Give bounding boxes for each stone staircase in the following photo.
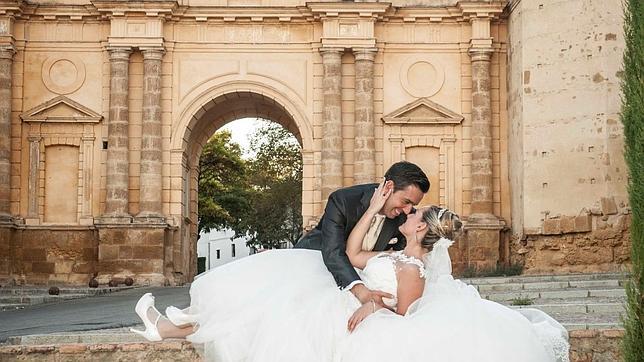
[462,272,627,330]
[0,286,135,311]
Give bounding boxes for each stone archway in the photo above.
[169,88,314,282]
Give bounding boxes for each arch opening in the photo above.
[171,91,312,280]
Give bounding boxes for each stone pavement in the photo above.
[0,286,189,343]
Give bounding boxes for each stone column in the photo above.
[137,48,164,222]
[102,47,132,222]
[468,48,495,221]
[0,46,15,221]
[320,48,344,201]
[353,48,377,184]
[465,43,503,271]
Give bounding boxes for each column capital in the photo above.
[0,45,16,60]
[468,48,493,62]
[141,47,166,60]
[353,47,378,62]
[319,47,344,57]
[106,46,133,61]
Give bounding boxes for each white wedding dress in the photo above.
[180,239,569,362]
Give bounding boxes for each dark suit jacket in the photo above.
[295,183,407,288]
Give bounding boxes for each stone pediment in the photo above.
[382,98,463,125]
[20,96,102,123]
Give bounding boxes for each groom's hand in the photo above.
[350,284,394,310]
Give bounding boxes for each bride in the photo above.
[131,183,569,362]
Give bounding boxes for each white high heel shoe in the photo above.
[166,306,197,327]
[130,293,163,342]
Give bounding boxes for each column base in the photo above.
[464,214,505,271]
[134,212,166,225]
[96,213,133,224]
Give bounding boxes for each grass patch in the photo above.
[510,296,534,306]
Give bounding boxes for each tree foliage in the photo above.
[620,0,644,360]
[243,122,303,249]
[197,122,303,250]
[197,131,251,235]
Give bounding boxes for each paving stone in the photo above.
[513,304,588,314]
[539,289,590,299]
[588,289,625,298]
[523,281,570,290]
[569,280,620,288]
[587,303,625,313]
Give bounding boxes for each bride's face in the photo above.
[398,206,428,240]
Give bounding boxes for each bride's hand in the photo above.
[367,179,392,214]
[347,302,378,333]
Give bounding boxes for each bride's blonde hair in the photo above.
[420,206,463,250]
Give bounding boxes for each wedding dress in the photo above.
[177,239,569,362]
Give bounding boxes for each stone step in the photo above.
[511,302,624,315]
[475,279,622,292]
[462,273,628,285]
[483,288,625,302]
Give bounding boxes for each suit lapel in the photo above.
[373,218,397,251]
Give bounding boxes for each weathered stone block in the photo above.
[560,216,575,234]
[542,218,561,235]
[574,214,592,232]
[600,197,618,215]
[31,262,55,274]
[132,245,163,259]
[99,245,119,261]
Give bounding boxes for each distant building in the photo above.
[197,229,254,271]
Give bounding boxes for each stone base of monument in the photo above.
[96,224,169,286]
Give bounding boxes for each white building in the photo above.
[197,229,254,271]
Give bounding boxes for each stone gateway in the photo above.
[0,0,629,286]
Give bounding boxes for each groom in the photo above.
[295,161,429,307]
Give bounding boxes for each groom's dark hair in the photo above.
[384,161,430,193]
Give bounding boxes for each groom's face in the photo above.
[381,184,425,219]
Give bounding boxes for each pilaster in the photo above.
[353,47,377,184]
[101,46,133,223]
[0,46,15,222]
[320,47,344,201]
[136,47,165,223]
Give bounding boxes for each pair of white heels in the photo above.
[130,293,196,342]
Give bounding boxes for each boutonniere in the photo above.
[388,237,398,245]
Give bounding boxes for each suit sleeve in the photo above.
[320,193,361,289]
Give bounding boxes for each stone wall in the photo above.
[512,197,631,274]
[506,0,629,273]
[4,228,97,285]
[0,330,624,361]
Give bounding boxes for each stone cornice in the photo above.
[92,0,179,19]
[306,2,391,20]
[175,7,310,23]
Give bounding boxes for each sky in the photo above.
[218,117,271,158]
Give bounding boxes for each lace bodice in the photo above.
[358,251,425,308]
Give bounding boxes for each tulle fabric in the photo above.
[181,245,569,362]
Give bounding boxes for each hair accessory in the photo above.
[437,208,447,219]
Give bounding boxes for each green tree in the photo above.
[243,122,303,249]
[621,0,644,360]
[197,131,251,236]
